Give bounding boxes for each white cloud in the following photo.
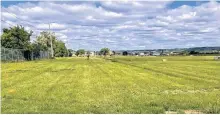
[103,11,123,17]
[2,12,17,20]
[36,23,66,30]
[178,12,196,20]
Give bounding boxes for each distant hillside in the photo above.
[114,47,220,52]
[186,47,220,52]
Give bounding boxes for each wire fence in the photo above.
[1,47,50,62]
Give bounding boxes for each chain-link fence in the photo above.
[1,47,50,62]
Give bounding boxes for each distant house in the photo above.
[115,51,123,55]
[109,51,114,55]
[170,51,181,55]
[129,52,136,56]
[72,51,76,56]
[144,51,151,56]
[85,51,95,56]
[90,51,95,56]
[139,52,145,56]
[152,51,160,56]
[214,56,220,60]
[160,51,170,56]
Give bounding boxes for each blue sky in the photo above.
[1,1,220,50]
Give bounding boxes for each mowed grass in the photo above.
[1,56,220,113]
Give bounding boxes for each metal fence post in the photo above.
[48,51,49,59]
[17,49,19,61]
[4,48,6,61]
[11,49,13,61]
[22,50,24,61]
[31,51,33,60]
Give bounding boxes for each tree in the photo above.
[1,25,33,50]
[36,31,56,51]
[112,51,116,55]
[86,51,90,60]
[76,49,85,56]
[181,50,189,56]
[67,49,73,57]
[160,50,164,55]
[111,51,116,57]
[100,48,110,57]
[35,31,69,57]
[189,51,199,55]
[31,42,47,59]
[122,51,128,56]
[54,40,68,57]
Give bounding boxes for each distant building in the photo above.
[161,52,170,56]
[144,51,151,56]
[85,51,95,56]
[139,52,145,56]
[109,51,114,55]
[152,51,160,56]
[72,51,76,56]
[115,51,123,55]
[214,56,220,60]
[90,51,95,56]
[170,51,181,55]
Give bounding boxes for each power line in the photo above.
[2,9,69,37]
[2,8,37,29]
[49,23,54,58]
[2,9,62,37]
[1,19,17,27]
[2,9,45,38]
[2,8,43,37]
[1,19,39,38]
[2,9,66,48]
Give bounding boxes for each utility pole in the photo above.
[66,43,69,57]
[49,23,54,58]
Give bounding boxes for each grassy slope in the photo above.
[1,56,220,113]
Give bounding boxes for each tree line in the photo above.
[1,25,73,59]
[75,48,112,57]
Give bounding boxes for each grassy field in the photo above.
[1,56,220,113]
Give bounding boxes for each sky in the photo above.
[1,1,220,50]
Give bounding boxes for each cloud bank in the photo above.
[1,1,220,50]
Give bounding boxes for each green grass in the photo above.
[1,56,220,113]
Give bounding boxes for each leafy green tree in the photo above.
[54,40,68,57]
[112,51,116,55]
[31,42,48,59]
[36,31,56,51]
[86,51,90,60]
[100,48,110,57]
[1,26,69,58]
[36,31,69,57]
[182,50,189,56]
[122,51,128,56]
[1,25,33,50]
[76,49,85,56]
[67,49,73,57]
[189,51,199,55]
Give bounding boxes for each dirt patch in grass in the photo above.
[184,110,203,114]
[51,68,75,72]
[7,69,29,73]
[165,110,203,114]
[165,111,178,114]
